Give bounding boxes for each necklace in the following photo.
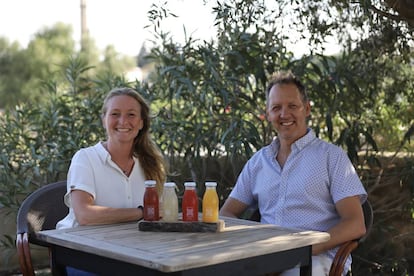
[122,160,134,175]
[102,142,134,175]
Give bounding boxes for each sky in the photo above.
[0,0,217,56]
[0,0,342,59]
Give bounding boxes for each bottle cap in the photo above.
[164,182,176,188]
[184,181,196,187]
[205,181,217,187]
[144,180,156,187]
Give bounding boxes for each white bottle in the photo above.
[161,182,179,222]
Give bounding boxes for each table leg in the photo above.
[299,246,312,276]
[50,246,67,276]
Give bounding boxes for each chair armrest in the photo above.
[329,240,358,276]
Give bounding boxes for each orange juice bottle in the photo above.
[202,182,219,223]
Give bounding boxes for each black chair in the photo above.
[16,180,68,276]
[249,200,374,276]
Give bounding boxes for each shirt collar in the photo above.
[96,141,138,165]
[270,128,316,154]
[96,142,111,163]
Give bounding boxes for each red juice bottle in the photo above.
[182,182,198,221]
[143,180,159,221]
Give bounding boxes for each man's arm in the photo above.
[219,197,249,218]
[312,195,366,255]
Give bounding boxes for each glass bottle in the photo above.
[162,182,178,222]
[202,181,219,223]
[143,180,159,221]
[159,186,163,219]
[182,182,198,221]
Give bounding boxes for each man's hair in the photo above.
[265,71,308,103]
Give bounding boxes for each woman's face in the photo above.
[102,95,144,145]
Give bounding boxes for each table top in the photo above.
[37,217,330,273]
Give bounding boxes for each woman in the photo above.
[57,87,166,229]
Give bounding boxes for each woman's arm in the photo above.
[70,190,143,225]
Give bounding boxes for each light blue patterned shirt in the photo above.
[229,129,367,269]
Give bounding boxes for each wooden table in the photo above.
[36,217,330,276]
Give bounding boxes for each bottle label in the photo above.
[147,206,155,217]
[205,208,213,217]
[186,207,194,219]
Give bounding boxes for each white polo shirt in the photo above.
[56,142,146,229]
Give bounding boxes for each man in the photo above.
[220,71,367,275]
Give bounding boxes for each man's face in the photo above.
[266,83,310,144]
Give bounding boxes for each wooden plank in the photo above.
[138,219,225,233]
